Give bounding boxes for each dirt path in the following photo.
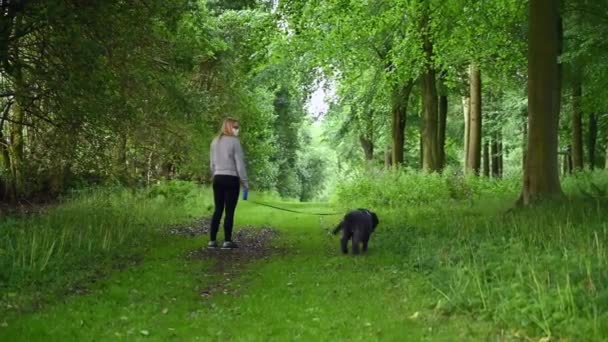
[168,218,283,297]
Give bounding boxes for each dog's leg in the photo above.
[340,234,349,254]
[352,230,361,255]
[362,236,369,253]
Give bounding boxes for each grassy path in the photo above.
[1,200,500,341]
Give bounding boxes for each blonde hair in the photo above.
[218,117,239,138]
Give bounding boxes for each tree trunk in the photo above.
[362,109,375,163]
[522,0,563,204]
[112,132,129,183]
[588,112,597,169]
[8,98,25,202]
[359,136,374,161]
[605,121,608,170]
[438,93,448,169]
[605,136,608,170]
[419,126,424,168]
[498,133,505,178]
[567,146,573,175]
[384,144,392,168]
[391,81,413,166]
[562,150,568,176]
[161,162,174,179]
[0,115,8,201]
[466,63,482,175]
[491,134,500,177]
[498,133,503,177]
[6,14,26,202]
[422,73,440,171]
[420,2,440,172]
[522,108,528,171]
[571,78,583,170]
[463,96,471,168]
[483,139,490,177]
[146,150,154,186]
[604,113,608,170]
[567,145,573,174]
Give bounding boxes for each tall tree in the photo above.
[605,130,608,170]
[466,63,482,175]
[604,116,608,170]
[571,76,584,170]
[437,76,448,169]
[498,137,504,177]
[420,1,440,172]
[278,0,421,169]
[588,112,597,169]
[463,96,471,167]
[0,1,291,200]
[392,82,414,166]
[483,140,490,177]
[522,0,563,204]
[491,133,502,178]
[272,86,305,197]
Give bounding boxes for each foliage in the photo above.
[334,170,608,339]
[332,167,520,210]
[0,0,318,199]
[278,0,531,175]
[0,183,210,292]
[296,147,328,202]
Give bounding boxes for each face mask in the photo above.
[233,128,240,136]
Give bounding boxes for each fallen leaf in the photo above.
[140,330,149,336]
[162,308,169,314]
[409,311,420,320]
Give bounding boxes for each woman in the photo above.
[208,118,248,249]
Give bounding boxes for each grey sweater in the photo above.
[210,135,248,184]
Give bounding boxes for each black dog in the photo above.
[332,209,379,254]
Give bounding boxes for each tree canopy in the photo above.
[1,0,607,203]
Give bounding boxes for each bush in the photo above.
[332,168,520,210]
[147,179,201,203]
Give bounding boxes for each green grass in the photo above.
[0,187,499,341]
[0,181,210,316]
[335,169,608,340]
[1,173,607,341]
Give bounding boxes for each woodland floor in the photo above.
[0,200,538,341]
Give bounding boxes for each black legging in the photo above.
[210,175,240,241]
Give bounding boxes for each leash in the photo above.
[247,200,341,216]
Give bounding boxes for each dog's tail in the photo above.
[331,222,343,235]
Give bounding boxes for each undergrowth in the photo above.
[333,169,608,340]
[0,181,210,313]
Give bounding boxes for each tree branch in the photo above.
[0,100,14,131]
